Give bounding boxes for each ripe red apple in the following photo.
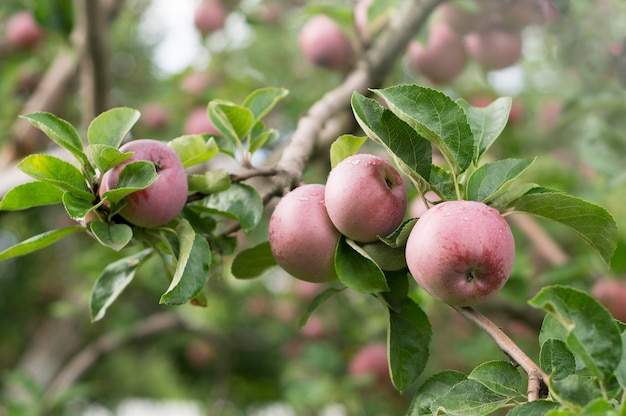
[268,184,340,283]
[405,200,515,307]
[141,103,169,130]
[99,139,188,228]
[194,0,227,35]
[6,11,44,49]
[325,154,407,243]
[298,14,354,71]
[592,278,626,322]
[183,107,220,135]
[348,343,391,386]
[407,23,467,85]
[464,27,523,70]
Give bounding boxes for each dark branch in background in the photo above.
[453,306,549,401]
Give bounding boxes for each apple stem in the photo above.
[452,305,549,401]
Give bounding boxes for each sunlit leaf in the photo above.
[329,134,367,168]
[168,134,218,168]
[0,181,64,210]
[88,222,133,251]
[466,158,535,203]
[87,143,133,173]
[456,97,511,162]
[17,154,92,200]
[202,183,263,234]
[242,87,289,121]
[0,227,85,261]
[231,241,276,279]
[87,107,140,148]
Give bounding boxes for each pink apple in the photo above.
[194,0,227,35]
[464,27,523,70]
[348,343,391,386]
[325,154,407,243]
[6,11,44,49]
[183,107,220,135]
[99,139,188,228]
[298,14,354,71]
[407,24,467,84]
[405,200,515,306]
[268,184,340,283]
[141,103,169,130]
[592,278,626,322]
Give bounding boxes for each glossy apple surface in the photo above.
[268,184,340,283]
[405,200,515,306]
[100,139,188,228]
[325,154,407,243]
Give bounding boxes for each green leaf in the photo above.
[487,182,540,211]
[90,248,153,322]
[208,101,255,144]
[87,107,140,148]
[359,241,407,271]
[231,241,277,279]
[580,398,619,416]
[248,121,278,154]
[378,218,417,247]
[188,170,231,194]
[329,134,367,168]
[20,112,90,169]
[429,165,457,201]
[372,84,474,174]
[298,287,343,328]
[507,400,561,416]
[0,227,85,261]
[100,161,158,204]
[62,192,95,221]
[242,87,289,121]
[529,285,622,380]
[334,236,389,294]
[202,183,263,234]
[539,313,569,346]
[468,361,524,398]
[0,181,64,210]
[168,135,218,168]
[511,187,618,266]
[407,370,467,416]
[160,219,211,305]
[388,297,432,394]
[456,97,511,162]
[430,379,511,416]
[616,330,626,389]
[88,222,133,251]
[87,144,133,173]
[548,374,601,410]
[17,154,92,200]
[466,158,536,203]
[351,92,432,186]
[540,339,576,380]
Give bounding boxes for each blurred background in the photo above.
[1,0,626,414]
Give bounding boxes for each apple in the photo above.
[298,14,354,71]
[194,0,227,35]
[6,11,44,49]
[140,103,169,130]
[325,154,407,243]
[407,24,467,85]
[268,184,340,283]
[99,139,188,228]
[348,342,391,386]
[592,278,626,322]
[300,315,326,339]
[183,107,220,135]
[180,72,211,95]
[433,3,483,35]
[464,27,523,70]
[405,200,515,307]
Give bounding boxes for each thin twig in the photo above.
[453,306,549,401]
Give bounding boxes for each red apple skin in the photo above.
[592,278,626,322]
[268,184,340,283]
[194,0,227,35]
[6,11,44,49]
[183,107,220,135]
[407,25,467,84]
[298,15,354,71]
[325,154,407,243]
[405,200,515,307]
[348,343,391,386]
[99,139,188,228]
[464,27,523,70]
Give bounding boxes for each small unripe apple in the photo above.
[405,200,515,307]
[464,27,523,70]
[592,278,626,322]
[99,139,188,228]
[407,24,467,84]
[348,343,391,386]
[298,15,354,71]
[6,11,44,49]
[183,107,220,135]
[268,184,340,283]
[325,154,407,243]
[194,0,227,35]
